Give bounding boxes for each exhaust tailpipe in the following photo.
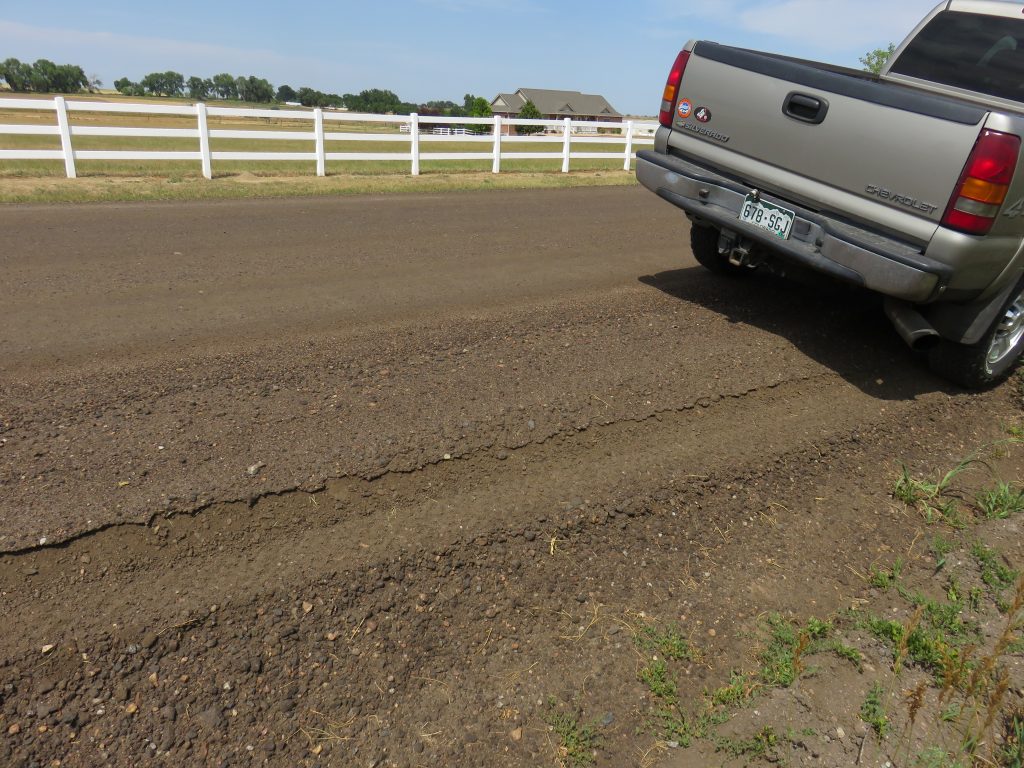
[884,299,940,351]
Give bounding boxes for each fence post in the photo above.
[195,102,212,179]
[561,117,572,173]
[492,116,502,174]
[623,120,634,172]
[410,113,420,176]
[314,108,326,177]
[54,96,76,179]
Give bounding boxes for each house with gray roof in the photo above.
[490,88,622,134]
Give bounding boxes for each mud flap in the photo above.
[927,275,1022,345]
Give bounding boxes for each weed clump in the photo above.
[542,700,601,767]
[860,681,889,737]
[634,623,693,662]
[976,481,1024,519]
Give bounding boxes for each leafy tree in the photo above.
[112,77,149,97]
[53,64,88,92]
[860,43,896,74]
[251,77,275,103]
[211,73,237,100]
[468,94,491,113]
[276,84,296,102]
[422,99,456,115]
[139,72,159,95]
[29,59,58,92]
[297,86,328,107]
[343,88,407,114]
[1,58,34,91]
[517,99,545,135]
[187,76,212,100]
[235,75,274,103]
[164,71,185,96]
[140,71,184,96]
[467,96,491,117]
[7,59,88,93]
[87,73,102,92]
[464,94,492,134]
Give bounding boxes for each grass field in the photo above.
[0,93,649,203]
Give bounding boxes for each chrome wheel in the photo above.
[986,290,1024,371]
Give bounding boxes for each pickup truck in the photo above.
[637,0,1024,388]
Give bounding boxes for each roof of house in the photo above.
[491,88,621,118]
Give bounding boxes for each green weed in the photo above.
[639,659,677,706]
[755,614,859,686]
[714,726,778,759]
[894,459,974,526]
[710,670,758,708]
[806,617,832,639]
[870,558,904,589]
[968,587,983,613]
[758,614,809,687]
[940,703,961,722]
[971,541,1019,611]
[543,701,601,767]
[899,589,976,641]
[860,681,889,737]
[976,482,1024,519]
[999,707,1024,768]
[817,638,863,670]
[860,614,954,675]
[933,536,955,571]
[634,624,720,744]
[914,747,966,767]
[634,623,694,662]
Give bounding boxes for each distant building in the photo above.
[490,88,622,134]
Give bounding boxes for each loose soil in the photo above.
[2,187,1023,767]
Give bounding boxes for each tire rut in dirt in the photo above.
[0,383,1010,767]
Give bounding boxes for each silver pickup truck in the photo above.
[637,0,1024,387]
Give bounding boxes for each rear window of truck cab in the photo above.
[891,10,1024,102]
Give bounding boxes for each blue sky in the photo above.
[2,0,941,115]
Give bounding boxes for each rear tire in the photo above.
[928,276,1024,389]
[690,224,746,276]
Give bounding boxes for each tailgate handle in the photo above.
[783,92,829,124]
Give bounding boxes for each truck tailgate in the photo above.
[671,43,989,239]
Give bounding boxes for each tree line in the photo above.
[0,58,98,94]
[1,58,494,119]
[112,72,493,119]
[114,72,285,103]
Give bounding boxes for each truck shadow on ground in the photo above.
[639,266,957,401]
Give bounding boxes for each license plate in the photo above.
[739,194,795,240]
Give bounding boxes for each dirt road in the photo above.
[2,187,1022,767]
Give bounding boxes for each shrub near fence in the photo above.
[0,97,657,178]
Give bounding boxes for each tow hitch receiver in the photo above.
[717,229,759,268]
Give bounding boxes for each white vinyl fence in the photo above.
[0,97,657,178]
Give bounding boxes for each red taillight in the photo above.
[942,129,1021,235]
[659,50,691,128]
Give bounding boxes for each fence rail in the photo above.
[0,97,658,179]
